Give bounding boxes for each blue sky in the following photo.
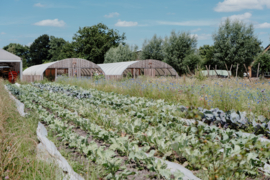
[0,0,270,49]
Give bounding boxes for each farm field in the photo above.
[6,78,270,180]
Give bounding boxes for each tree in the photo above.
[29,34,51,65]
[3,43,30,69]
[199,45,214,65]
[104,44,137,63]
[48,36,67,61]
[72,23,126,64]
[182,54,202,73]
[212,18,262,75]
[253,53,270,77]
[163,31,197,74]
[57,41,76,60]
[141,34,163,60]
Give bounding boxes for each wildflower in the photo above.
[5,176,9,179]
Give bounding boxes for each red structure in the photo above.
[8,71,18,83]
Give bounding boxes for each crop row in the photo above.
[33,83,270,137]
[13,83,270,179]
[7,84,183,180]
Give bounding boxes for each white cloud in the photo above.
[222,12,252,21]
[34,3,45,7]
[191,28,201,32]
[167,12,175,15]
[256,22,270,28]
[0,32,5,35]
[115,20,138,27]
[104,12,119,18]
[214,0,270,12]
[34,19,66,27]
[191,34,212,40]
[157,20,215,26]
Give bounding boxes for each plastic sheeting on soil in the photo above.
[133,145,200,180]
[37,122,84,180]
[164,160,200,180]
[145,152,200,180]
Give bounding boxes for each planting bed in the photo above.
[6,82,270,180]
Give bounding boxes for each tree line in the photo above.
[3,19,270,76]
[136,18,269,76]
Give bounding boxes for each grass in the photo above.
[56,76,270,119]
[0,78,60,179]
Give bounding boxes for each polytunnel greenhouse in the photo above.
[98,59,178,79]
[23,58,104,82]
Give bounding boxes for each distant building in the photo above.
[0,48,22,80]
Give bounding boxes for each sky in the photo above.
[0,0,270,49]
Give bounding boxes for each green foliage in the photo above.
[141,34,164,60]
[199,45,214,65]
[57,41,76,60]
[163,31,197,74]
[194,69,207,81]
[253,53,270,77]
[104,44,137,63]
[212,18,262,75]
[48,36,67,61]
[93,72,105,80]
[183,54,202,73]
[72,23,126,64]
[3,43,30,69]
[29,34,51,66]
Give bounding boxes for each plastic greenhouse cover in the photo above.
[201,70,231,76]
